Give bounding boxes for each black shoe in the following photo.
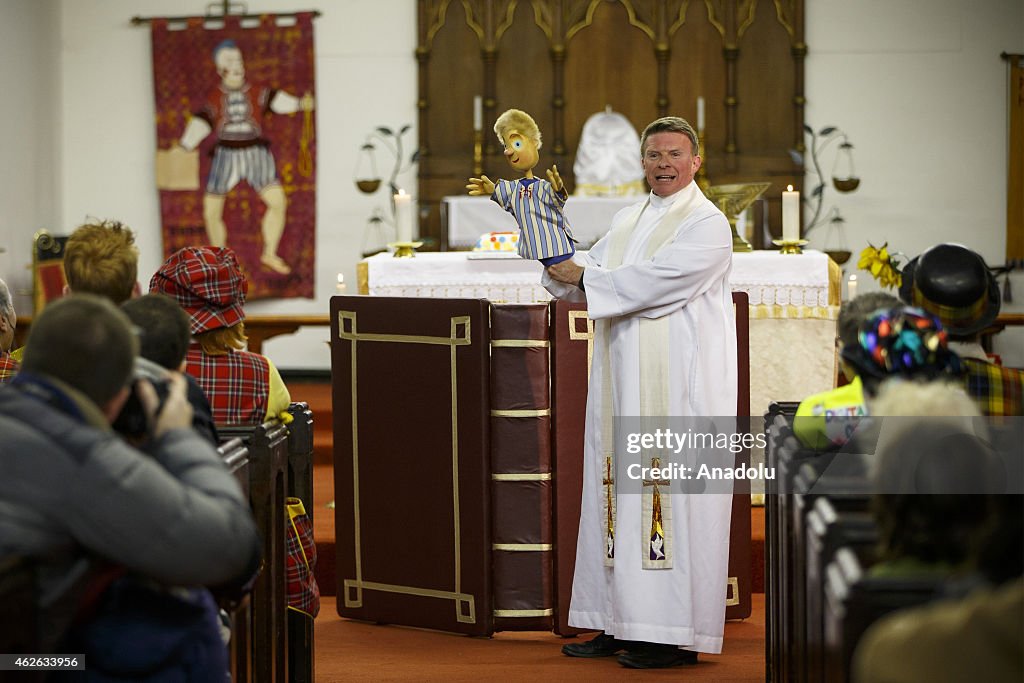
[617,645,698,669]
[561,632,636,658]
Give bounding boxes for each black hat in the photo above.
[898,243,999,337]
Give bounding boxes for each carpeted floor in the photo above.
[314,594,766,682]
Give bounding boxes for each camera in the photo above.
[112,359,170,439]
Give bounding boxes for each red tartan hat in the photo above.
[149,247,248,335]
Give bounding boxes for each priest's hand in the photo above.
[547,260,584,287]
[466,175,495,196]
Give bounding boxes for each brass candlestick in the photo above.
[388,241,424,258]
[473,130,483,177]
[772,238,809,255]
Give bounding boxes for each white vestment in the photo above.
[543,181,737,653]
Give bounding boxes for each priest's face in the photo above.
[501,130,539,175]
[642,132,701,197]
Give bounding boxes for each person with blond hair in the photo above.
[63,219,141,304]
[150,246,291,424]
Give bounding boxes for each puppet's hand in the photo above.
[546,165,565,194]
[466,175,495,196]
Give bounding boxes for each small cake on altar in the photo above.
[473,231,520,252]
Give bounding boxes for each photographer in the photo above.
[0,294,260,673]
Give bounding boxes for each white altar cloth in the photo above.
[359,250,841,414]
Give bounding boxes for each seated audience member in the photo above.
[150,246,291,425]
[852,381,1022,683]
[865,381,996,579]
[0,294,260,669]
[795,292,899,449]
[121,293,220,445]
[62,219,142,304]
[839,306,962,400]
[0,276,18,383]
[899,242,1023,416]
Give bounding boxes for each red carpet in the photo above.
[315,594,766,682]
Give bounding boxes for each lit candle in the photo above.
[782,184,800,242]
[394,189,413,243]
[473,96,483,132]
[847,274,858,301]
[696,96,705,132]
[336,272,346,293]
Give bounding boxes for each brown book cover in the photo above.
[549,300,592,636]
[490,304,554,631]
[727,291,753,621]
[331,296,493,636]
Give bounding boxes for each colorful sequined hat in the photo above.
[841,306,961,383]
[898,243,999,337]
[149,246,248,335]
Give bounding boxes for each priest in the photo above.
[544,116,737,669]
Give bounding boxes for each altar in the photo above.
[358,250,841,414]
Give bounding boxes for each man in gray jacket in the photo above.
[0,294,260,663]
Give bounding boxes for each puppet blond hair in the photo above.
[494,109,542,150]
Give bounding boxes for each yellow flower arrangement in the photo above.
[858,242,904,289]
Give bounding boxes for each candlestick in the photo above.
[782,184,800,242]
[696,96,705,132]
[847,274,858,301]
[394,189,413,243]
[473,96,482,132]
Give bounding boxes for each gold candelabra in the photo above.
[472,130,483,177]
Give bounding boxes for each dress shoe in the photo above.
[561,632,637,658]
[617,644,698,669]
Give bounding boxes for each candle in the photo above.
[782,184,800,242]
[336,272,347,293]
[394,189,413,243]
[696,96,705,132]
[473,96,483,132]
[847,274,858,301]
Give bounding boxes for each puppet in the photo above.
[466,109,576,265]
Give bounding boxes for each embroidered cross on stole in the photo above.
[597,182,705,570]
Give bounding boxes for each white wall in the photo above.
[1,0,1021,369]
[0,0,60,315]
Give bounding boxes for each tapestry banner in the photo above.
[151,13,316,298]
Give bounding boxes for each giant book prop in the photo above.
[332,294,751,635]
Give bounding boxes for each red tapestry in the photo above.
[151,13,316,299]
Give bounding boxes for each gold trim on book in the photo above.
[568,309,595,377]
[491,339,549,348]
[493,608,554,617]
[492,543,553,552]
[491,473,551,481]
[490,409,551,417]
[338,310,476,623]
[726,576,739,606]
[343,579,477,624]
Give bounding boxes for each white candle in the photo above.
[782,184,800,242]
[847,274,858,301]
[394,189,413,243]
[696,96,705,132]
[473,96,483,132]
[336,272,346,293]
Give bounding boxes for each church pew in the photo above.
[219,420,290,683]
[763,401,798,683]
[0,557,41,682]
[767,417,822,683]
[823,546,943,683]
[285,402,316,683]
[790,454,872,683]
[218,437,254,683]
[803,495,876,683]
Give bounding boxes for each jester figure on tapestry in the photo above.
[150,13,317,299]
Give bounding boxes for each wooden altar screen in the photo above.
[416,0,806,246]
